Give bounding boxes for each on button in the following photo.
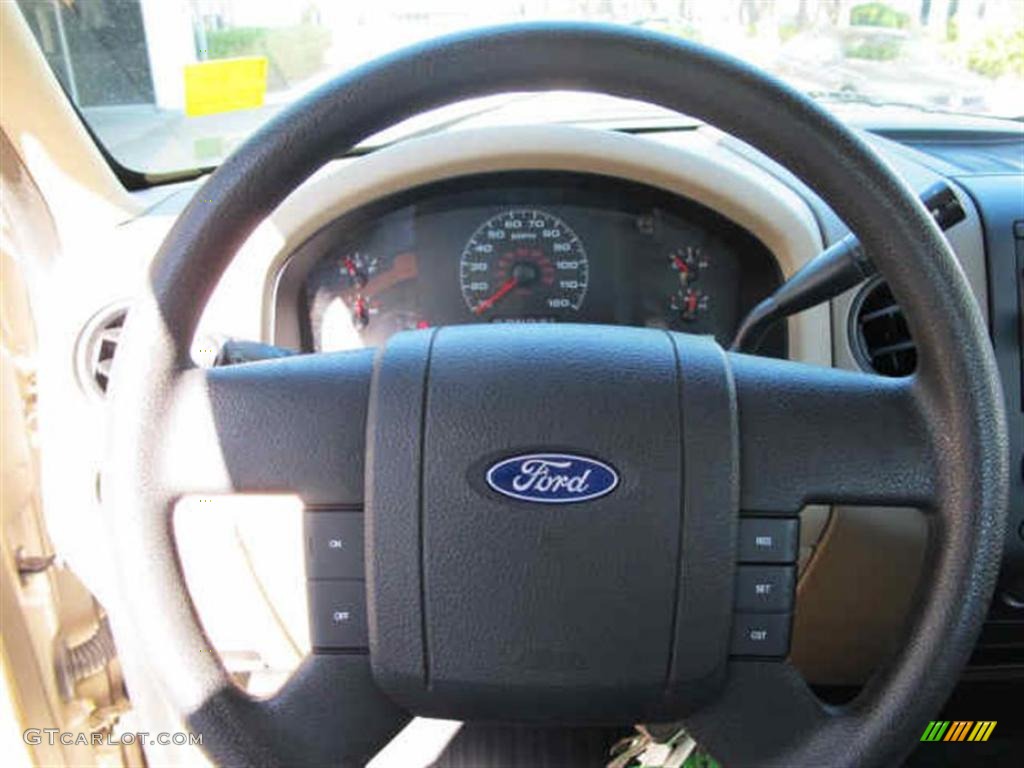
[305,511,365,579]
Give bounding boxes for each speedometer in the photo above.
[459,209,588,318]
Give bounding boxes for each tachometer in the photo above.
[459,209,588,318]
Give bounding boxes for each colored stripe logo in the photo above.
[920,721,997,742]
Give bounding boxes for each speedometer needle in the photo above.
[474,277,518,316]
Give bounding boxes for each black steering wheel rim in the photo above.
[106,22,1008,768]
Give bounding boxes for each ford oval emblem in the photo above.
[485,453,619,504]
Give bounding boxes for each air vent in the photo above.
[76,305,128,397]
[851,279,917,377]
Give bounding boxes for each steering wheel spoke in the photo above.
[683,659,832,766]
[186,654,408,767]
[730,353,937,513]
[160,351,373,505]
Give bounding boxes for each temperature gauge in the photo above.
[339,252,380,289]
[668,246,708,287]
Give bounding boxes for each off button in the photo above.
[309,580,368,649]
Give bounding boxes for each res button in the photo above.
[737,518,799,563]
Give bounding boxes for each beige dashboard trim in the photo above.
[246,124,829,366]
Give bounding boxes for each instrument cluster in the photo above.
[280,172,785,354]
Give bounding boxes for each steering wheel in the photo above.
[106,23,1008,768]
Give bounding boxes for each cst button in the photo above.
[730,612,792,657]
[737,517,799,563]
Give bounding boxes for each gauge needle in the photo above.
[474,277,518,316]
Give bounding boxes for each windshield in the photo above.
[17,0,1024,177]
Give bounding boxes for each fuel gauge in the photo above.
[672,287,710,323]
[351,295,374,330]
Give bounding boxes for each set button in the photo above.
[734,565,795,613]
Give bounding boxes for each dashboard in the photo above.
[274,172,786,355]
[34,109,1018,693]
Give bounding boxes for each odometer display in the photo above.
[459,209,589,318]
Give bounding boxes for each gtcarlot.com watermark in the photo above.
[24,729,202,747]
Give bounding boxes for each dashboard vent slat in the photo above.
[76,306,128,397]
[851,279,916,377]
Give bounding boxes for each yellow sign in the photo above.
[184,57,268,117]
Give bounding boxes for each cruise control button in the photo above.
[309,580,368,649]
[730,612,792,657]
[737,518,799,563]
[305,511,364,579]
[734,565,795,613]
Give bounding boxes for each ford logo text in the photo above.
[485,453,619,504]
